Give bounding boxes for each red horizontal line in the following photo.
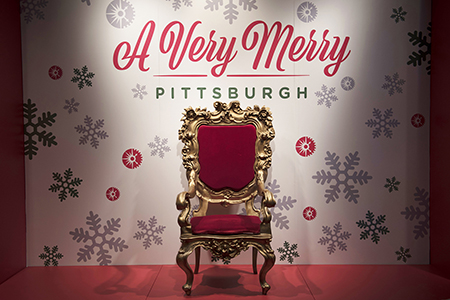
[153,74,208,77]
[227,74,310,77]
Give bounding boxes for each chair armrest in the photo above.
[176,170,197,230]
[256,170,276,226]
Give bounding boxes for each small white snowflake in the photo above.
[63,98,80,114]
[134,216,166,249]
[148,136,171,158]
[205,0,257,25]
[131,84,148,100]
[315,85,338,108]
[382,72,405,96]
[318,222,351,254]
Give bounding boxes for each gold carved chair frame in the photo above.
[176,101,276,295]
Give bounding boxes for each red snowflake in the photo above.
[411,113,425,128]
[106,187,120,201]
[303,206,317,221]
[296,136,316,157]
[48,65,63,80]
[122,148,143,169]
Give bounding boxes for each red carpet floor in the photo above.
[0,265,449,300]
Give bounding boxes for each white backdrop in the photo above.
[21,0,430,266]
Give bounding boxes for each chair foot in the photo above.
[183,284,192,295]
[261,283,271,295]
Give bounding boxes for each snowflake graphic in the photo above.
[365,108,400,139]
[297,2,318,23]
[302,206,317,221]
[49,168,83,202]
[401,187,429,239]
[411,113,425,128]
[295,136,316,157]
[395,246,412,263]
[318,222,351,255]
[63,98,80,114]
[391,6,407,23]
[382,72,406,96]
[74,115,109,149]
[132,84,148,100]
[134,216,166,249]
[356,210,390,244]
[148,136,171,158]
[167,0,193,11]
[23,99,57,160]
[70,211,129,265]
[81,0,91,6]
[38,245,63,266]
[122,148,143,169]
[407,22,431,75]
[48,65,63,80]
[312,151,372,204]
[20,0,48,23]
[106,187,120,201]
[250,179,297,230]
[341,76,355,91]
[315,85,338,108]
[205,0,257,25]
[71,65,95,89]
[384,177,400,193]
[277,241,300,264]
[106,0,135,28]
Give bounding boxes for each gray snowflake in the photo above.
[63,98,80,114]
[382,72,405,96]
[315,85,338,108]
[395,246,411,263]
[49,168,83,202]
[341,76,355,91]
[134,216,166,249]
[277,241,299,264]
[132,84,148,100]
[106,0,135,28]
[71,65,95,89]
[391,6,407,23]
[205,0,257,25]
[74,115,109,149]
[400,187,429,239]
[318,222,351,255]
[407,22,431,75]
[81,0,91,5]
[148,136,171,158]
[356,210,390,244]
[365,108,400,138]
[20,0,48,23]
[23,99,57,160]
[297,2,318,23]
[312,151,372,204]
[69,211,129,265]
[38,245,63,266]
[167,0,193,10]
[249,179,297,230]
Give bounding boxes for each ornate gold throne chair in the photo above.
[176,101,276,295]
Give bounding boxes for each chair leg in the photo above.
[252,247,258,274]
[176,248,194,295]
[258,245,275,295]
[194,246,201,274]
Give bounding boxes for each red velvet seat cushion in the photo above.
[198,125,256,191]
[191,215,261,235]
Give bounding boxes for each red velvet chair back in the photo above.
[198,124,257,192]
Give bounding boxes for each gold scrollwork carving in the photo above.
[202,239,250,263]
